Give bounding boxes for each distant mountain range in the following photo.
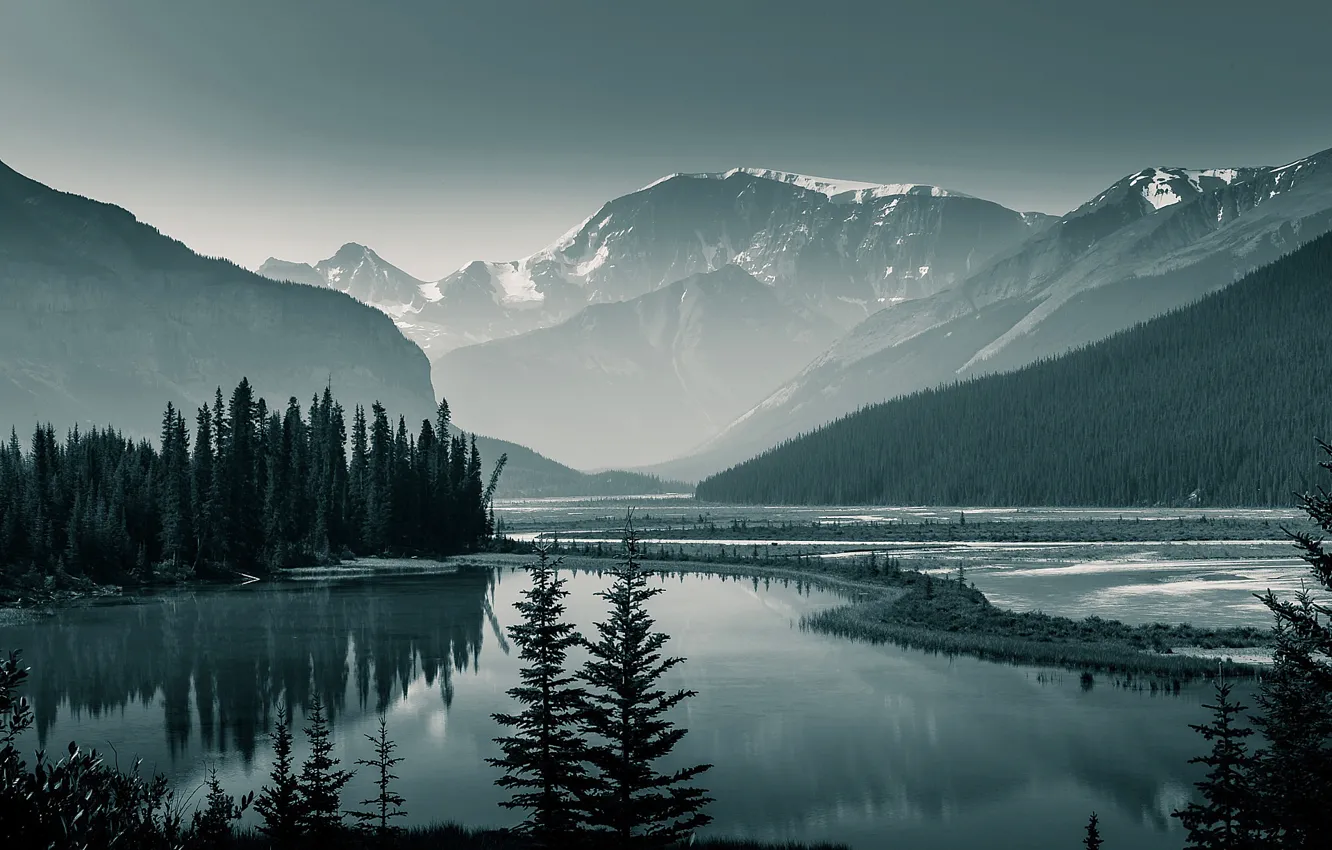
[263,167,1052,466]
[661,148,1332,480]
[0,159,683,499]
[260,167,1052,356]
[695,229,1332,507]
[71,143,1332,491]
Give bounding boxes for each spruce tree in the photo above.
[1172,682,1261,848]
[254,703,304,847]
[489,547,589,846]
[578,517,713,847]
[1245,439,1332,845]
[1082,812,1103,850]
[191,765,251,850]
[296,695,354,839]
[349,718,407,841]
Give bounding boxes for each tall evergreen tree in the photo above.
[578,517,713,847]
[1227,438,1332,847]
[1173,683,1261,848]
[254,703,304,847]
[296,695,354,840]
[489,547,589,846]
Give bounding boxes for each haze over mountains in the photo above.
[12,143,1332,493]
[696,229,1332,507]
[666,148,1332,479]
[0,158,434,440]
[264,167,1052,467]
[436,265,840,469]
[260,168,1051,355]
[264,150,1332,477]
[0,158,680,498]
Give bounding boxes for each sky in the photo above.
[3,0,1331,280]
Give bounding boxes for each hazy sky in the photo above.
[4,0,1331,279]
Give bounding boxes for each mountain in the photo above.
[257,244,453,353]
[263,168,1052,357]
[676,148,1332,480]
[469,431,688,499]
[435,265,840,469]
[0,158,437,440]
[427,167,1053,340]
[696,230,1332,507]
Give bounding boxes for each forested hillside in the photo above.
[0,381,500,585]
[696,231,1332,507]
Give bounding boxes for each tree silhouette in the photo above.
[578,516,713,847]
[489,547,589,846]
[296,695,354,839]
[254,703,304,847]
[1082,812,1103,850]
[1172,682,1261,848]
[349,718,407,842]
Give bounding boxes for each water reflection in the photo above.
[0,566,1224,849]
[10,567,492,762]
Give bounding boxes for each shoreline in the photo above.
[4,546,1274,681]
[468,550,1270,680]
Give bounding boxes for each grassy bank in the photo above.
[232,824,848,849]
[503,513,1304,544]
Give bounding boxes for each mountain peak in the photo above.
[331,241,375,259]
[1070,163,1266,219]
[637,167,970,200]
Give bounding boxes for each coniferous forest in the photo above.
[0,379,503,586]
[698,230,1332,507]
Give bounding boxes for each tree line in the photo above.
[698,230,1332,507]
[0,378,505,585]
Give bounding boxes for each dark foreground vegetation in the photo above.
[0,379,503,603]
[698,231,1332,507]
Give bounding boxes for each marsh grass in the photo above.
[802,575,1264,679]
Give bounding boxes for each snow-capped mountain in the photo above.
[435,265,841,469]
[262,169,1051,359]
[259,242,439,316]
[663,148,1332,481]
[421,167,1051,347]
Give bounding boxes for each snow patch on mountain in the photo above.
[636,167,969,201]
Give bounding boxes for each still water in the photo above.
[0,564,1222,849]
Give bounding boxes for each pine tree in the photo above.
[190,764,251,850]
[578,517,713,847]
[1172,682,1261,848]
[192,404,216,572]
[488,547,589,846]
[296,695,354,839]
[348,405,370,552]
[1082,811,1103,850]
[1245,439,1332,845]
[254,703,304,847]
[349,718,407,841]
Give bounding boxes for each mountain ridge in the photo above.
[666,145,1332,480]
[695,229,1332,506]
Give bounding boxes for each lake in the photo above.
[0,562,1231,849]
